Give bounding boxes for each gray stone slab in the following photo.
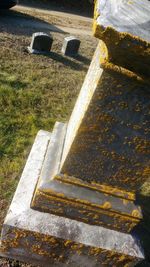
[62,36,81,56]
[94,0,150,80]
[96,0,150,42]
[0,130,144,266]
[28,32,53,55]
[38,122,67,187]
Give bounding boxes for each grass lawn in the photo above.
[0,21,97,265]
[0,12,97,233]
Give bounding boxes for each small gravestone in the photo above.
[28,32,53,55]
[62,36,80,56]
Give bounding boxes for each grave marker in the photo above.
[62,36,80,56]
[28,32,53,55]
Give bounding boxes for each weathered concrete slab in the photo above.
[0,130,144,266]
[36,122,67,188]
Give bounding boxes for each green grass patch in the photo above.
[0,30,97,228]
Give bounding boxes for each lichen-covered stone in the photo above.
[0,131,144,267]
[93,0,150,79]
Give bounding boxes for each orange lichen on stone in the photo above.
[93,13,150,80]
[102,202,112,210]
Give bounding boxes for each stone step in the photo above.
[0,130,145,267]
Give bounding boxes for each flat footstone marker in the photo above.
[62,36,80,56]
[28,32,53,55]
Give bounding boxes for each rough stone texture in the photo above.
[61,64,150,194]
[61,36,81,56]
[29,46,149,266]
[61,44,103,167]
[93,0,150,79]
[32,179,142,233]
[32,46,149,231]
[28,32,53,55]
[0,131,144,266]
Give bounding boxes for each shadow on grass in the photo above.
[20,0,94,18]
[0,9,65,36]
[72,54,91,65]
[0,79,27,90]
[41,51,88,71]
[0,71,28,90]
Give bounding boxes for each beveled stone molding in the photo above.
[31,175,142,233]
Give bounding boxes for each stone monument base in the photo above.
[0,129,145,267]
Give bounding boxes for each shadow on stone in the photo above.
[133,193,150,266]
[135,261,150,267]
